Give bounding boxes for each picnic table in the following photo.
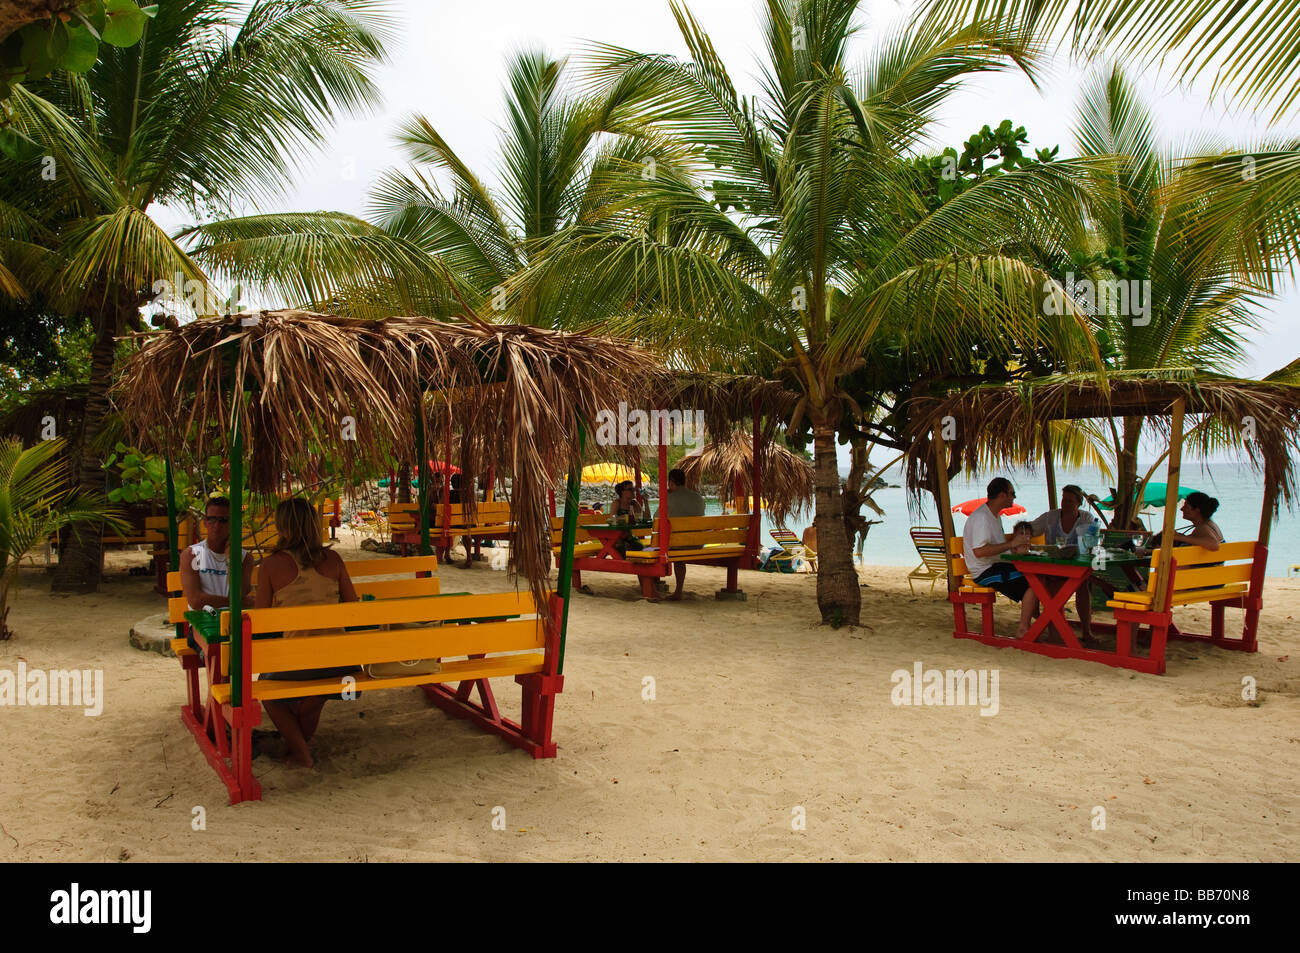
[999,549,1149,647]
[582,520,655,560]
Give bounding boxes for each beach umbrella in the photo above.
[953,497,1026,517]
[1096,482,1200,510]
[575,462,642,484]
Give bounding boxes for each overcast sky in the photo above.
[162,0,1300,377]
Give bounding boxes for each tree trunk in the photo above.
[812,423,860,627]
[0,1,75,44]
[50,313,115,593]
[1112,417,1143,530]
[396,463,412,504]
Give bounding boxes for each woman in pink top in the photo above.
[256,498,359,768]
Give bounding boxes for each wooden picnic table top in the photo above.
[585,520,655,532]
[1000,550,1151,569]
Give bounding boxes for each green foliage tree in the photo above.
[0,435,125,638]
[510,0,1102,625]
[1,0,391,592]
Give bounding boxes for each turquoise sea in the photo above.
[697,463,1298,578]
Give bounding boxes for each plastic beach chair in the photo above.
[908,526,949,596]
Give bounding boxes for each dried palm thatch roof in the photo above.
[681,428,813,525]
[113,309,657,609]
[649,371,800,440]
[902,373,1300,515]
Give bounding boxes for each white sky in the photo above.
[160,0,1300,376]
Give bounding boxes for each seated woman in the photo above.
[1030,484,1101,643]
[256,497,360,769]
[610,480,645,520]
[1148,492,1224,551]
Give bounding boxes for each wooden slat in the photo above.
[344,555,439,578]
[171,638,196,657]
[664,515,752,531]
[251,619,544,672]
[1110,583,1248,610]
[212,653,545,703]
[626,545,746,561]
[354,577,441,600]
[657,529,750,547]
[1173,563,1252,590]
[168,597,189,624]
[227,591,545,636]
[1156,541,1256,567]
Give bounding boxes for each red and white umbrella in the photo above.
[953,497,1026,517]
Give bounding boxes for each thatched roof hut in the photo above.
[113,310,656,607]
[681,428,813,525]
[902,374,1300,518]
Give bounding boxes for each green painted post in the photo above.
[415,403,431,557]
[228,354,245,708]
[554,426,584,673]
[164,456,182,639]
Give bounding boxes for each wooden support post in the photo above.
[227,349,244,709]
[751,401,763,558]
[415,401,431,557]
[1258,457,1277,552]
[1041,421,1057,511]
[555,426,584,673]
[933,425,957,593]
[1153,398,1185,612]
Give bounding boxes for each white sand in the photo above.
[1,540,1297,861]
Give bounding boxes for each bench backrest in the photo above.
[219,589,553,679]
[1145,540,1261,610]
[165,555,441,626]
[388,500,514,533]
[550,512,606,547]
[238,509,330,549]
[650,513,752,550]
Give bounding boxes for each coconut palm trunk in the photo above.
[51,307,118,591]
[811,421,859,625]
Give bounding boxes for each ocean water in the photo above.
[699,463,1296,577]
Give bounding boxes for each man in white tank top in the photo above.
[180,497,253,610]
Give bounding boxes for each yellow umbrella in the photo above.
[573,463,643,484]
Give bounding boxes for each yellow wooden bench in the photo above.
[550,513,605,560]
[1103,541,1265,672]
[166,556,442,726]
[623,513,755,598]
[170,574,562,805]
[388,500,515,558]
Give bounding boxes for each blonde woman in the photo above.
[256,498,359,768]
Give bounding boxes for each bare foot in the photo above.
[282,750,313,769]
[665,592,683,602]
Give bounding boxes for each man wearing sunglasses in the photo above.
[180,497,253,611]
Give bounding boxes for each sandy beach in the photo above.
[1,540,1297,862]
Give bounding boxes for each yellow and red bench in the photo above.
[1104,541,1264,674]
[620,513,756,599]
[166,557,564,804]
[388,500,514,559]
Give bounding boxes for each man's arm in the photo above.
[180,549,229,610]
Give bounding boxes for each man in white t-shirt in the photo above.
[962,477,1038,637]
[180,497,253,611]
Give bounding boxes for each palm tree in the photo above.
[0,436,125,638]
[508,0,1101,625]
[1,0,392,592]
[180,46,684,324]
[1039,65,1300,529]
[917,0,1300,124]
